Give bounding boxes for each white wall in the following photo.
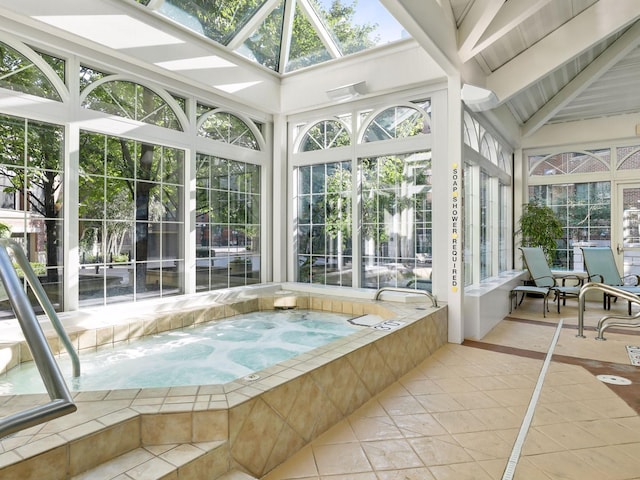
[280,41,446,115]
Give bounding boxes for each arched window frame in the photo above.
[357,102,431,144]
[0,35,69,102]
[80,75,189,131]
[196,108,265,151]
[293,117,352,153]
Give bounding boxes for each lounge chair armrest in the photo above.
[622,274,640,286]
[555,274,583,287]
[530,275,554,286]
[587,274,603,282]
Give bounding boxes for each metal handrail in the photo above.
[577,282,640,339]
[374,287,438,308]
[0,238,79,377]
[0,240,77,438]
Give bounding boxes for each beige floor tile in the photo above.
[414,393,466,413]
[408,435,474,466]
[469,407,525,430]
[399,378,445,396]
[377,394,428,416]
[452,431,513,461]
[360,439,424,470]
[483,388,536,407]
[262,445,318,480]
[574,417,640,444]
[571,445,640,479]
[524,450,609,480]
[430,410,487,434]
[430,377,478,394]
[392,413,448,438]
[519,428,566,455]
[312,420,358,445]
[375,467,436,480]
[511,457,554,479]
[532,422,611,449]
[427,461,493,479]
[348,416,403,442]
[312,442,372,476]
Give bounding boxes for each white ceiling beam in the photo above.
[522,19,640,137]
[457,0,504,62]
[487,0,640,103]
[460,0,553,62]
[380,0,459,75]
[279,0,296,73]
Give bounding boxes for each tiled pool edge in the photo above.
[228,301,448,477]
[0,291,447,479]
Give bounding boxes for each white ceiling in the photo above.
[0,0,639,139]
[384,0,640,137]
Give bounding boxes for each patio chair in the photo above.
[580,246,640,314]
[510,247,582,317]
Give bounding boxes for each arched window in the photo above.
[299,119,350,151]
[198,111,260,150]
[0,40,63,101]
[617,146,640,170]
[82,79,183,131]
[362,105,429,142]
[463,111,479,150]
[529,150,609,176]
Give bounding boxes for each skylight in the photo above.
[137,0,408,74]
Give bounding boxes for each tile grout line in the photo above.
[501,319,563,480]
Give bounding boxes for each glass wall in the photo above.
[0,37,267,317]
[527,149,614,270]
[78,132,185,306]
[0,114,64,315]
[291,99,433,291]
[296,161,352,286]
[462,110,513,286]
[529,182,611,269]
[195,155,261,290]
[361,152,432,289]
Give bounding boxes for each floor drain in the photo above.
[596,374,632,385]
[243,374,260,381]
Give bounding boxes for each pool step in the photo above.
[71,440,229,479]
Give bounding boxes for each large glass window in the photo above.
[296,161,352,286]
[462,110,513,285]
[78,132,185,306]
[0,114,64,316]
[361,152,432,290]
[479,171,491,279]
[196,155,260,291]
[529,182,611,269]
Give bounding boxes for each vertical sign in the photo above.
[451,163,459,292]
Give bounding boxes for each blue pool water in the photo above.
[0,309,359,394]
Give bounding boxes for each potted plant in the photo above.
[517,201,563,264]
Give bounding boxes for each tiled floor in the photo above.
[262,298,640,480]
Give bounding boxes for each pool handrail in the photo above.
[374,287,438,308]
[0,240,77,438]
[0,238,79,377]
[577,281,640,339]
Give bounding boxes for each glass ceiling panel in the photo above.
[156,0,269,45]
[141,0,409,74]
[235,0,286,72]
[286,3,331,73]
